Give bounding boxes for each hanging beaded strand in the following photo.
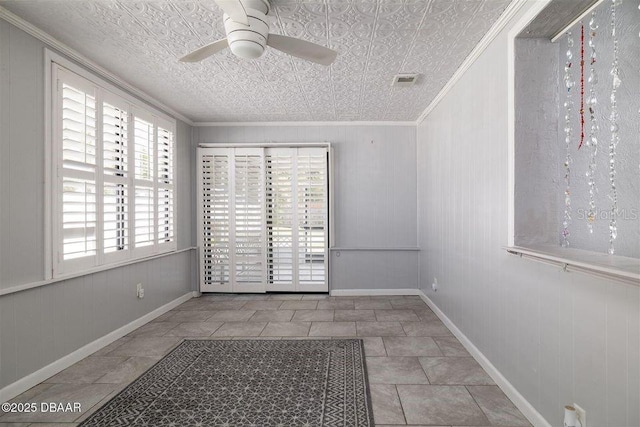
[562,31,575,247]
[608,0,620,254]
[579,23,586,149]
[586,11,599,233]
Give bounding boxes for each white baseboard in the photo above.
[417,290,551,427]
[0,291,195,402]
[330,288,420,297]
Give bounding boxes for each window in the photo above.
[52,65,176,277]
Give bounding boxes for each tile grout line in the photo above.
[464,384,495,426]
[393,384,410,425]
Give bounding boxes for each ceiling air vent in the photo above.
[392,73,419,87]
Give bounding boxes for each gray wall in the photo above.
[0,19,195,389]
[515,0,640,257]
[514,37,559,247]
[195,125,418,290]
[0,251,193,389]
[417,2,640,426]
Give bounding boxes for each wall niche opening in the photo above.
[512,0,639,282]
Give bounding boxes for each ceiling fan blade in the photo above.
[214,0,249,25]
[179,39,229,62]
[267,34,337,66]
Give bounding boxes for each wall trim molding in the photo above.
[0,291,197,402]
[0,6,194,126]
[193,121,416,127]
[330,247,420,252]
[417,290,552,427]
[199,142,331,148]
[416,0,529,124]
[330,288,420,297]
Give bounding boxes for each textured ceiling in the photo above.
[1,0,511,122]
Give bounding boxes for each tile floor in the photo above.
[0,294,531,427]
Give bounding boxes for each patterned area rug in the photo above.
[80,339,374,426]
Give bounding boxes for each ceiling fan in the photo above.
[180,0,338,66]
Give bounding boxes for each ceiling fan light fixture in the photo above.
[223,8,269,60]
[230,40,265,59]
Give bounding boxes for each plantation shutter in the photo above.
[198,147,265,293]
[133,112,155,254]
[265,148,295,291]
[296,148,328,291]
[199,148,232,292]
[157,122,175,247]
[56,70,98,274]
[102,93,130,262]
[233,148,265,292]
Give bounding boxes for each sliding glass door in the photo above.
[198,146,328,293]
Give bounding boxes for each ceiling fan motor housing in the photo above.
[224,0,271,60]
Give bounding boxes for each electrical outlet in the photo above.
[574,404,586,427]
[432,277,438,292]
[136,283,144,299]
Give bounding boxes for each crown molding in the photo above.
[416,0,529,125]
[193,120,417,127]
[0,6,195,126]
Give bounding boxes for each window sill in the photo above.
[504,245,640,286]
[330,247,420,252]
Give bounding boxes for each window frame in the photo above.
[47,52,177,280]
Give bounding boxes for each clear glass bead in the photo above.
[612,73,621,88]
